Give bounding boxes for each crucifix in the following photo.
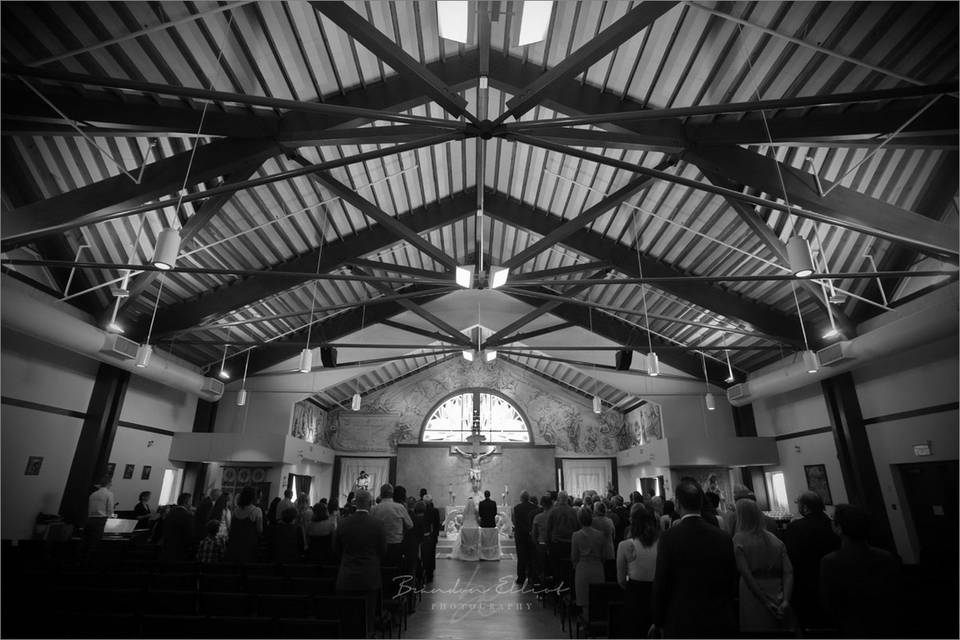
[451,405,500,493]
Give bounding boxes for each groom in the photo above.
[478,490,497,528]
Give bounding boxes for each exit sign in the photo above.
[913,443,932,457]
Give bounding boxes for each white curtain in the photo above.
[562,459,613,499]
[338,458,391,503]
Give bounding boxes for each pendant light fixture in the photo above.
[701,352,716,411]
[632,209,659,377]
[136,275,166,368]
[590,307,602,414]
[787,236,814,278]
[592,395,602,415]
[351,392,362,412]
[724,337,735,383]
[218,344,230,379]
[237,351,250,407]
[351,305,366,412]
[152,228,181,270]
[791,284,819,374]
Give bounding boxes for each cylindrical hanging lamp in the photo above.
[352,392,362,412]
[648,352,660,376]
[704,392,716,411]
[298,348,313,373]
[236,389,248,407]
[592,395,602,414]
[135,344,153,368]
[152,228,181,270]
[787,236,814,278]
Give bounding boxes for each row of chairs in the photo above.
[18,613,340,639]
[52,570,338,595]
[29,590,367,637]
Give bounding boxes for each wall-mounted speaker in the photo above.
[615,349,633,371]
[320,346,337,368]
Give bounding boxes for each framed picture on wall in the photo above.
[141,465,152,480]
[24,456,43,476]
[804,464,833,506]
[106,463,116,479]
[123,464,135,480]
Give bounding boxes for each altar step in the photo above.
[435,536,516,560]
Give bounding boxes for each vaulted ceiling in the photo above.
[2,1,958,412]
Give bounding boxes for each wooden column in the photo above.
[821,372,895,550]
[186,399,220,504]
[60,363,130,524]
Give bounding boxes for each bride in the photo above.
[452,497,480,561]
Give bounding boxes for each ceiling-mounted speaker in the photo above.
[615,349,633,371]
[320,346,337,368]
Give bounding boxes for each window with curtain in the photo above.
[561,459,613,499]
[422,390,530,443]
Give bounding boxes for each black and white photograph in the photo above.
[0,2,957,639]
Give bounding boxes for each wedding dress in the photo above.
[452,499,480,561]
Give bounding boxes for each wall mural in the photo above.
[323,359,639,455]
[290,399,328,445]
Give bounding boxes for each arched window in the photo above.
[421,389,531,443]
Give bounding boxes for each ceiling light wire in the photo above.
[631,209,656,357]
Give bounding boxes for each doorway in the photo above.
[287,473,313,502]
[898,460,959,570]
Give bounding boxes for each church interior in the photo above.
[1,1,958,638]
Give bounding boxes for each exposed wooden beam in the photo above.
[309,2,470,119]
[292,155,460,271]
[1,62,465,129]
[347,258,447,281]
[699,166,857,338]
[277,122,461,146]
[484,270,610,345]
[504,81,958,130]
[0,81,278,138]
[221,284,453,374]
[502,162,673,271]
[114,158,267,320]
[1,137,278,249]
[500,288,730,385]
[499,1,679,121]
[513,261,612,281]
[352,266,472,346]
[379,319,469,344]
[686,144,959,258]
[482,190,810,348]
[139,190,477,339]
[484,322,575,349]
[689,101,960,146]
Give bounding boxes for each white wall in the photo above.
[650,394,738,440]
[751,333,958,563]
[1,332,98,539]
[121,375,198,433]
[106,428,182,511]
[214,390,294,435]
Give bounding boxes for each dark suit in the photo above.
[478,498,497,528]
[652,515,738,638]
[819,543,902,637]
[159,506,195,562]
[334,510,387,634]
[422,505,441,581]
[512,500,539,583]
[783,512,839,627]
[194,496,213,537]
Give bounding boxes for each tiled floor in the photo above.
[403,557,565,639]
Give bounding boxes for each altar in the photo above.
[440,504,514,561]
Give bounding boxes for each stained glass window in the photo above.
[422,391,530,443]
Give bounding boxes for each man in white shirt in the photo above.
[81,476,114,562]
[370,483,412,567]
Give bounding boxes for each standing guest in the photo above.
[702,491,722,527]
[629,491,643,507]
[196,520,226,565]
[412,502,431,594]
[612,495,630,543]
[571,507,615,620]
[660,500,677,531]
[265,497,281,528]
[546,492,580,593]
[277,489,296,523]
[591,501,617,580]
[723,486,780,536]
[228,485,263,564]
[273,507,305,564]
[478,490,498,528]
[296,493,313,543]
[530,495,553,586]
[512,490,539,587]
[327,497,341,530]
[370,483,412,568]
[133,491,153,519]
[819,504,902,638]
[421,495,441,583]
[651,478,738,638]
[616,505,659,639]
[209,491,231,537]
[194,488,220,539]
[81,476,114,561]
[306,503,336,563]
[402,495,425,598]
[783,491,839,629]
[334,490,386,635]
[343,492,357,518]
[734,498,795,633]
[160,493,195,562]
[418,488,428,502]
